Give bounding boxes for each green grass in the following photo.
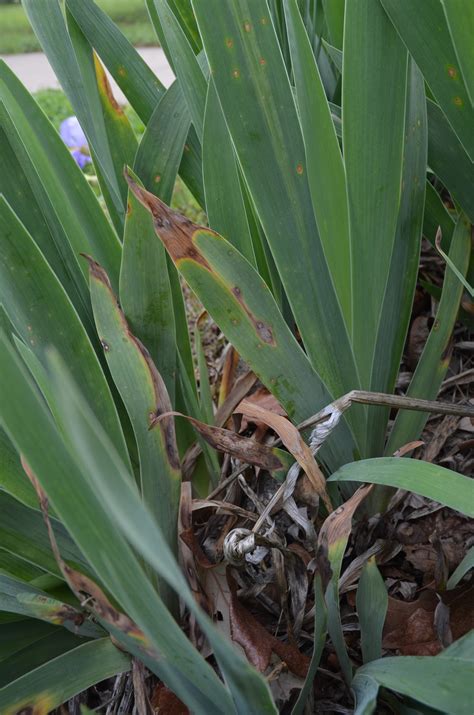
[0,0,158,55]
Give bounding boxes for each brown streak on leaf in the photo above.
[94,52,123,115]
[22,459,155,659]
[182,370,257,479]
[231,286,275,345]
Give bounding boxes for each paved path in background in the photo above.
[0,46,175,102]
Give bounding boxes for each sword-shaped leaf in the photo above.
[192,0,361,416]
[0,197,129,467]
[343,0,407,386]
[203,81,256,265]
[284,0,351,327]
[0,575,102,638]
[120,176,177,401]
[0,335,236,713]
[366,60,427,456]
[329,458,474,518]
[442,0,474,107]
[386,214,471,453]
[0,61,122,293]
[427,99,474,222]
[381,0,474,160]
[23,0,125,226]
[86,256,181,571]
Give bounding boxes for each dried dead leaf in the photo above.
[235,399,332,511]
[153,411,284,471]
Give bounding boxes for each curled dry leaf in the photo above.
[152,410,284,471]
[235,399,332,512]
[182,370,258,479]
[237,386,287,441]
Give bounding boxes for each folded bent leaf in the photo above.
[329,458,474,517]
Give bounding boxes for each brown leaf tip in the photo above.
[80,253,112,289]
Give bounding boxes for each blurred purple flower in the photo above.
[60,116,92,168]
[70,149,91,170]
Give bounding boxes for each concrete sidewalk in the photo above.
[0,46,175,102]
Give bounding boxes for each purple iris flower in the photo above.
[60,116,92,169]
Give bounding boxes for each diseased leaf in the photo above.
[381,0,474,160]
[0,335,235,713]
[0,574,101,638]
[86,257,181,576]
[442,0,474,107]
[317,486,373,684]
[0,638,130,715]
[153,410,285,472]
[192,0,362,428]
[120,173,177,401]
[125,174,358,470]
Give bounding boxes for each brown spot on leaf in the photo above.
[447,65,457,79]
[259,57,267,66]
[232,69,240,79]
[243,21,252,32]
[296,163,304,175]
[225,37,234,48]
[154,174,161,183]
[454,96,463,106]
[231,286,275,345]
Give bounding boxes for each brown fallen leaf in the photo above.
[235,399,332,512]
[382,585,474,655]
[150,683,189,715]
[227,570,310,677]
